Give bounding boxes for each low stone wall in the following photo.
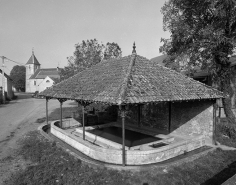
[51,120,207,165]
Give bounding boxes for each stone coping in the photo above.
[75,122,174,150]
[38,124,215,170]
[50,120,208,165]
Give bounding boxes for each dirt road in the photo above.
[0,93,76,184]
[0,93,74,159]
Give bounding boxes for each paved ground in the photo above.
[0,93,75,184]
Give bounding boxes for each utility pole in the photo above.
[1,56,5,104]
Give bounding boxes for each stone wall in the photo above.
[126,100,215,143]
[126,103,169,132]
[171,100,214,140]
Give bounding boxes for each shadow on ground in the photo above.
[201,161,236,185]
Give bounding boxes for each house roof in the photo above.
[40,47,223,105]
[0,69,13,81]
[26,51,40,65]
[150,54,236,78]
[29,68,60,79]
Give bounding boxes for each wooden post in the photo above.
[138,104,141,127]
[1,56,5,104]
[58,99,66,128]
[60,101,63,128]
[213,102,217,145]
[82,105,85,140]
[169,102,171,133]
[219,107,221,118]
[120,105,126,166]
[46,97,49,125]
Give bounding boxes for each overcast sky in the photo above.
[0,0,169,74]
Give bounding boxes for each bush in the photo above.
[217,121,236,140]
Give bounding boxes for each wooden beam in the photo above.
[120,105,126,166]
[138,104,141,127]
[219,107,221,118]
[60,101,63,128]
[82,105,85,140]
[213,101,217,145]
[58,98,67,128]
[46,98,49,125]
[169,102,171,133]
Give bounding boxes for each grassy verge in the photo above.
[3,130,236,185]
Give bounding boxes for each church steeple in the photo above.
[26,49,40,65]
[25,49,41,92]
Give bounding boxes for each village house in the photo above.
[150,55,236,86]
[0,69,14,101]
[25,51,60,93]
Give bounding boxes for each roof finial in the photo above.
[132,42,136,54]
[32,47,34,55]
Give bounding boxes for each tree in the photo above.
[60,39,122,80]
[10,65,26,92]
[160,0,236,124]
[104,42,122,60]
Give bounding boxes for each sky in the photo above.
[0,0,170,74]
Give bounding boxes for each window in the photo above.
[46,80,50,83]
[34,81,36,85]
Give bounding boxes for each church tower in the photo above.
[25,49,41,92]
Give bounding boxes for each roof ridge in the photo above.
[117,53,137,105]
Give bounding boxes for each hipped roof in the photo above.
[26,52,40,65]
[40,52,223,105]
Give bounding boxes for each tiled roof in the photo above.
[29,68,60,79]
[40,52,223,105]
[26,52,40,65]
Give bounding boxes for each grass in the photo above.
[7,107,236,185]
[3,130,236,185]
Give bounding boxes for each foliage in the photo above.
[160,0,236,123]
[4,130,236,185]
[103,42,122,60]
[216,118,236,147]
[10,65,26,92]
[60,39,122,80]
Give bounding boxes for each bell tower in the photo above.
[25,49,41,92]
